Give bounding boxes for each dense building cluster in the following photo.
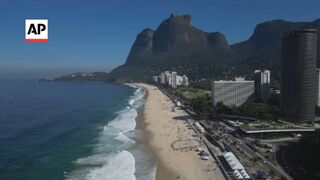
[153,29,319,123]
[211,29,319,122]
[153,71,189,88]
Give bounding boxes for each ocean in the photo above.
[0,80,155,180]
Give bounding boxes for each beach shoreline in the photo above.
[134,86,177,180]
[134,83,225,180]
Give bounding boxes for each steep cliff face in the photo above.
[125,14,229,65]
[85,15,319,83]
[126,28,154,63]
[56,16,320,83]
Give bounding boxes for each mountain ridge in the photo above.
[55,15,320,85]
[124,14,229,65]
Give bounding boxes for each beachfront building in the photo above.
[176,75,183,86]
[182,75,189,86]
[211,77,254,107]
[160,72,166,84]
[171,72,177,88]
[165,71,172,86]
[155,71,189,88]
[152,76,159,83]
[254,69,271,100]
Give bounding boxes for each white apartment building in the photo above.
[160,72,166,84]
[211,78,254,107]
[171,72,177,88]
[165,71,172,85]
[157,71,189,88]
[254,70,271,99]
[176,75,184,86]
[182,75,189,86]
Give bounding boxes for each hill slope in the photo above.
[110,14,238,82]
[110,15,320,83]
[232,19,320,81]
[55,15,320,84]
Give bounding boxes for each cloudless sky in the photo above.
[0,0,319,78]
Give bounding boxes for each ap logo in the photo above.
[25,19,48,42]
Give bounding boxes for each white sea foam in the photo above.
[66,85,154,180]
[66,151,136,180]
[124,83,138,89]
[128,87,145,108]
[85,151,136,180]
[107,108,137,132]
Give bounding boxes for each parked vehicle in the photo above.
[200,156,209,160]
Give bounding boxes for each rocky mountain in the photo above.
[110,14,320,83]
[110,14,236,82]
[232,19,320,81]
[55,14,320,85]
[125,14,228,63]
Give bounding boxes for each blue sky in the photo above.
[0,0,319,78]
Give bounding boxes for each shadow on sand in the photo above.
[173,115,191,121]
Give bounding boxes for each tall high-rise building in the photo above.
[165,71,172,85]
[171,72,177,88]
[176,75,184,86]
[211,78,254,107]
[254,70,271,100]
[160,72,166,84]
[281,29,318,122]
[316,68,320,107]
[182,75,189,86]
[157,71,189,87]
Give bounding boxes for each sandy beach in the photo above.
[135,83,225,180]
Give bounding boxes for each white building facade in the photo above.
[211,78,254,107]
[171,72,177,88]
[254,70,271,100]
[152,76,159,83]
[182,75,189,86]
[160,73,166,84]
[156,71,189,88]
[165,71,172,85]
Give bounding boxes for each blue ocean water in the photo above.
[0,80,155,180]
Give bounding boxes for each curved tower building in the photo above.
[281,29,318,122]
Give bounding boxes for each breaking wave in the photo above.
[66,85,155,180]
